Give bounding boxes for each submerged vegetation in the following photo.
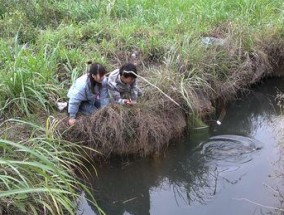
[0,0,284,214]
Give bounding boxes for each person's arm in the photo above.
[130,80,142,102]
[67,97,81,126]
[99,77,110,107]
[67,76,88,125]
[68,97,81,119]
[107,76,126,104]
[108,88,125,104]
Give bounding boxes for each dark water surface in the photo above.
[78,78,284,215]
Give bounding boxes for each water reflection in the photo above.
[92,146,211,215]
[200,135,262,163]
[93,160,153,215]
[214,79,284,137]
[83,78,284,215]
[88,134,264,215]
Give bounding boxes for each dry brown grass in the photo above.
[61,98,186,158]
[258,35,284,77]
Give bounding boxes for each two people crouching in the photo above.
[67,62,141,126]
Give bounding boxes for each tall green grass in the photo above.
[0,118,102,215]
[0,40,55,115]
[0,36,86,116]
[0,0,282,129]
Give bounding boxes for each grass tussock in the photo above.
[62,99,186,157]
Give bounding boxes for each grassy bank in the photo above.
[0,0,283,117]
[0,0,284,213]
[0,0,283,152]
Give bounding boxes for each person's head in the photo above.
[87,61,107,83]
[87,61,107,93]
[119,63,137,85]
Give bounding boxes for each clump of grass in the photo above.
[256,32,284,77]
[62,99,186,157]
[0,118,102,215]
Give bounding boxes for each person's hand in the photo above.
[68,118,76,126]
[124,99,135,106]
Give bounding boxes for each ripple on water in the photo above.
[199,135,263,165]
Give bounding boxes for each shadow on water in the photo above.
[77,77,284,215]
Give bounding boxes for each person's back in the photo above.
[67,73,89,101]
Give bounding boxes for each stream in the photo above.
[77,77,284,215]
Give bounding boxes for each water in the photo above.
[78,78,284,215]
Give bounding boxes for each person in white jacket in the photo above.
[107,63,142,105]
[67,61,109,126]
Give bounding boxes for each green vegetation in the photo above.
[0,0,284,214]
[0,0,283,116]
[0,118,102,215]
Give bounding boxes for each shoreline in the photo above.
[61,36,284,158]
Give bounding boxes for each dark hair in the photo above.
[87,61,107,94]
[119,63,137,78]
